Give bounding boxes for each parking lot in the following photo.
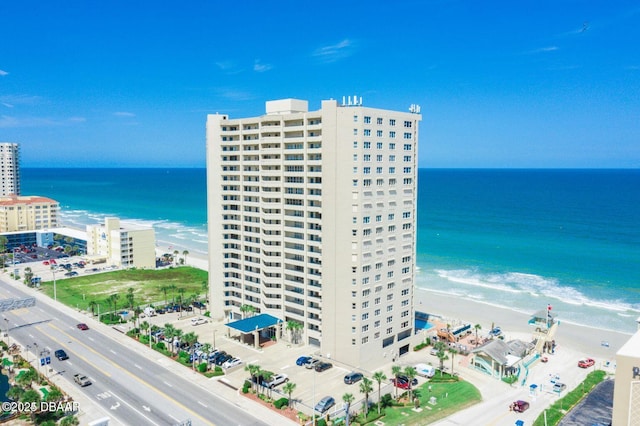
[135,309,428,418]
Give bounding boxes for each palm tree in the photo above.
[404,366,417,402]
[474,323,482,347]
[285,320,303,344]
[245,364,261,393]
[391,365,402,399]
[283,381,296,406]
[46,387,63,402]
[163,324,176,351]
[182,331,198,349]
[449,347,458,375]
[20,389,41,423]
[23,267,34,286]
[126,287,135,310]
[182,250,189,265]
[0,235,7,253]
[159,285,171,306]
[372,371,387,414]
[107,293,120,318]
[173,250,179,265]
[359,377,373,417]
[240,304,255,319]
[140,321,150,344]
[173,329,184,354]
[434,341,449,374]
[88,300,98,316]
[342,392,355,426]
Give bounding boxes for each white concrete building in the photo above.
[0,143,20,196]
[86,217,156,269]
[612,320,640,425]
[206,98,421,369]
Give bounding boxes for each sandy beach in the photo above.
[160,240,633,363]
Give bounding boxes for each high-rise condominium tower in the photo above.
[0,143,20,196]
[206,98,421,369]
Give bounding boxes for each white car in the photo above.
[265,373,288,388]
[222,358,243,369]
[191,317,207,326]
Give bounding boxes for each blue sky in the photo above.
[1,1,639,168]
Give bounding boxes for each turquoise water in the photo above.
[22,168,640,333]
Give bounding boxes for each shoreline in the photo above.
[415,288,631,360]
[156,240,633,360]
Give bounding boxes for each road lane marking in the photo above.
[45,322,215,425]
[197,401,207,408]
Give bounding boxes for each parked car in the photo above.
[76,323,89,330]
[511,400,530,412]
[215,353,233,366]
[344,372,364,384]
[64,271,78,277]
[391,377,411,389]
[54,349,68,360]
[397,375,418,387]
[265,373,289,388]
[222,358,243,369]
[315,362,333,372]
[314,396,335,413]
[553,382,567,393]
[192,301,206,309]
[191,317,207,326]
[304,358,320,369]
[415,363,436,378]
[489,326,502,336]
[578,358,595,368]
[296,356,312,366]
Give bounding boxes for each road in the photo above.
[0,277,268,426]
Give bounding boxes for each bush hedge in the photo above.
[274,398,289,409]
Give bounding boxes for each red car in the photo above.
[77,323,89,330]
[578,358,595,368]
[511,400,529,412]
[391,377,411,390]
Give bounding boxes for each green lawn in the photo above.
[39,267,208,313]
[374,378,482,425]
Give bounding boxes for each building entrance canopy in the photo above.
[226,313,283,333]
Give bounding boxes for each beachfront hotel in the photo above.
[86,217,156,269]
[0,142,20,196]
[0,195,59,232]
[206,98,421,369]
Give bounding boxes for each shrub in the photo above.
[197,362,208,373]
[154,341,166,350]
[242,380,251,394]
[274,397,289,409]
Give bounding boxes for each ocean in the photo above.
[21,168,640,334]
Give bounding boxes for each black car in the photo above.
[315,362,333,372]
[192,301,206,309]
[54,349,68,361]
[215,354,233,366]
[344,372,363,384]
[398,375,418,387]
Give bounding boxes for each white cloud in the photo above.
[525,46,559,54]
[253,60,273,73]
[0,94,41,107]
[0,70,8,76]
[215,88,255,101]
[114,111,136,117]
[313,39,355,63]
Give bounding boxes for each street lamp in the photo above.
[25,344,31,363]
[213,329,217,349]
[33,343,39,373]
[4,318,9,346]
[51,266,57,302]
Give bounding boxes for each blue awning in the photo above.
[226,313,283,333]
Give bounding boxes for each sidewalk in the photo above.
[2,273,298,426]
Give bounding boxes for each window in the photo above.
[386,316,393,323]
[362,301,369,309]
[353,115,358,122]
[364,129,371,136]
[386,327,393,334]
[364,142,371,149]
[353,141,358,148]
[403,167,411,173]
[376,142,383,149]
[376,179,384,186]
[363,179,371,186]
[364,167,371,174]
[404,144,412,150]
[375,320,380,328]
[362,313,369,320]
[403,133,412,139]
[376,155,383,162]
[376,167,383,174]
[362,324,369,331]
[389,143,396,149]
[362,336,369,344]
[389,155,395,162]
[404,121,412,128]
[389,131,396,138]
[353,154,358,161]
[376,130,383,137]
[403,178,412,184]
[364,154,371,162]
[364,116,371,124]
[377,117,383,125]
[363,216,370,223]
[376,215,382,222]
[389,167,395,174]
[389,119,396,126]
[404,155,412,162]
